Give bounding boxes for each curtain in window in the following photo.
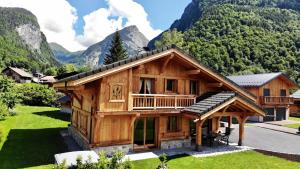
[146,79,152,94]
[139,79,143,93]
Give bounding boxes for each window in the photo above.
[165,79,177,93]
[263,88,270,96]
[280,89,286,96]
[190,80,198,95]
[139,78,154,94]
[167,116,181,132]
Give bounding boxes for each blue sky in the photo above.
[69,0,190,35]
[0,0,191,51]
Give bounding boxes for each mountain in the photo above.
[149,0,300,84]
[80,25,148,68]
[0,7,59,72]
[49,42,83,65]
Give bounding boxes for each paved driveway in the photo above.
[229,125,300,155]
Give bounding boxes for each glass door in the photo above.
[134,117,156,150]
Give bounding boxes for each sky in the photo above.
[0,0,190,52]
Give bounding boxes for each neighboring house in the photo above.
[53,46,264,154]
[57,95,71,114]
[2,67,33,83]
[290,89,300,117]
[39,76,56,86]
[228,73,298,122]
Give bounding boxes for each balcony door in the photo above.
[134,117,156,150]
[139,78,154,94]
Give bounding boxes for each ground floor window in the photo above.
[167,116,181,132]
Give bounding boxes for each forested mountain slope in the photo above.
[0,7,59,72]
[151,0,300,84]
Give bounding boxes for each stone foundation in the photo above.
[160,139,191,150]
[68,126,90,150]
[92,144,133,156]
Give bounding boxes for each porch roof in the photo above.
[182,92,265,120]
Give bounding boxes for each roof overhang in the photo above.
[183,96,265,120]
[53,46,256,101]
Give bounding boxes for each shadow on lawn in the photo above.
[0,128,68,168]
[33,110,70,122]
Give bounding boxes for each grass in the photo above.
[284,117,300,129]
[133,151,300,169]
[0,105,70,169]
[0,105,299,169]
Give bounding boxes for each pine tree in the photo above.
[104,30,128,65]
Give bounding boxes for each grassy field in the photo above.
[133,151,300,169]
[0,105,70,169]
[284,117,300,129]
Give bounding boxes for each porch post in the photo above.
[228,116,232,128]
[195,120,203,151]
[238,116,247,146]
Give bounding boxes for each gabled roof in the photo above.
[4,67,33,78]
[53,45,256,101]
[227,72,298,87]
[291,89,300,99]
[183,91,265,120]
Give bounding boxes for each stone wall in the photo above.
[92,144,133,156]
[68,126,90,150]
[160,139,191,150]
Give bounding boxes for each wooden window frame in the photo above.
[165,79,178,93]
[263,88,270,96]
[139,78,155,94]
[109,83,125,102]
[167,115,181,132]
[190,80,198,95]
[280,89,286,96]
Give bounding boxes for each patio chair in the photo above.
[220,127,232,145]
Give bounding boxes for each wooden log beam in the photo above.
[206,82,223,88]
[238,116,248,146]
[195,120,205,151]
[160,53,174,74]
[184,69,201,75]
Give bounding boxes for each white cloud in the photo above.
[0,0,162,52]
[0,0,85,51]
[77,0,162,48]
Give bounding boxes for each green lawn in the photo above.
[0,105,70,169]
[133,151,300,169]
[0,106,300,169]
[285,117,300,129]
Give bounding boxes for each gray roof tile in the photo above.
[291,89,300,99]
[227,73,282,87]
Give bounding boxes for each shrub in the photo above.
[157,153,168,169]
[55,151,133,169]
[0,100,8,120]
[17,83,57,106]
[0,75,19,109]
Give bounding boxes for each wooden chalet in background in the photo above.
[53,46,265,154]
[291,90,300,117]
[2,66,33,83]
[228,73,298,122]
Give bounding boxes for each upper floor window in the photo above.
[190,80,198,95]
[280,89,286,96]
[165,79,177,93]
[263,88,270,96]
[139,78,153,94]
[167,116,181,132]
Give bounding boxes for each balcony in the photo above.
[260,96,294,105]
[132,94,196,110]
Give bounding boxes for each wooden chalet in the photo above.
[291,90,300,117]
[53,46,265,154]
[228,73,298,122]
[2,67,33,83]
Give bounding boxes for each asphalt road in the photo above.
[229,125,300,155]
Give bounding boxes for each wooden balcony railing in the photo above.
[132,94,196,110]
[260,96,294,105]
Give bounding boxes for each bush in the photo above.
[157,153,168,169]
[54,151,133,169]
[0,75,19,109]
[0,100,8,120]
[17,83,57,106]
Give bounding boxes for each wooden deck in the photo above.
[260,96,294,105]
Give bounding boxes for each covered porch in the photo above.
[182,92,265,151]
